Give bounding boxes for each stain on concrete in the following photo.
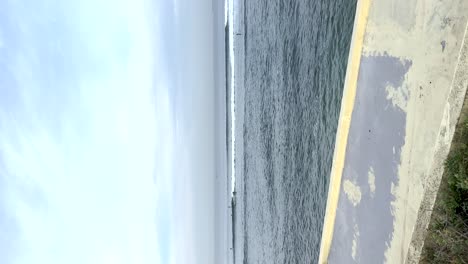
[351,224,360,261]
[386,83,409,110]
[441,17,452,29]
[441,40,446,52]
[328,54,412,264]
[352,237,357,260]
[368,167,376,197]
[344,180,362,206]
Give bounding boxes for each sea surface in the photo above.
[231,0,357,263]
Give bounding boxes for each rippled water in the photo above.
[233,0,357,262]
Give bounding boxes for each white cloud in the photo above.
[0,0,166,263]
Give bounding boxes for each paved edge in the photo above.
[318,0,372,263]
[405,22,468,264]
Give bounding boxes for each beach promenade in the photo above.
[319,0,468,263]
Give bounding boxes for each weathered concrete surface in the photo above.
[320,0,468,263]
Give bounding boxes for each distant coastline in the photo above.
[225,4,236,264]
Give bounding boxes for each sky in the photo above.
[0,0,222,263]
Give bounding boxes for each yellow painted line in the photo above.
[318,0,372,263]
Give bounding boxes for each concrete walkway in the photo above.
[319,0,468,263]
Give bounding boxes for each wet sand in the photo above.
[320,0,468,263]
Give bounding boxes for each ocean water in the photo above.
[232,0,357,263]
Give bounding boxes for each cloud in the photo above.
[1,0,220,262]
[0,0,167,263]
